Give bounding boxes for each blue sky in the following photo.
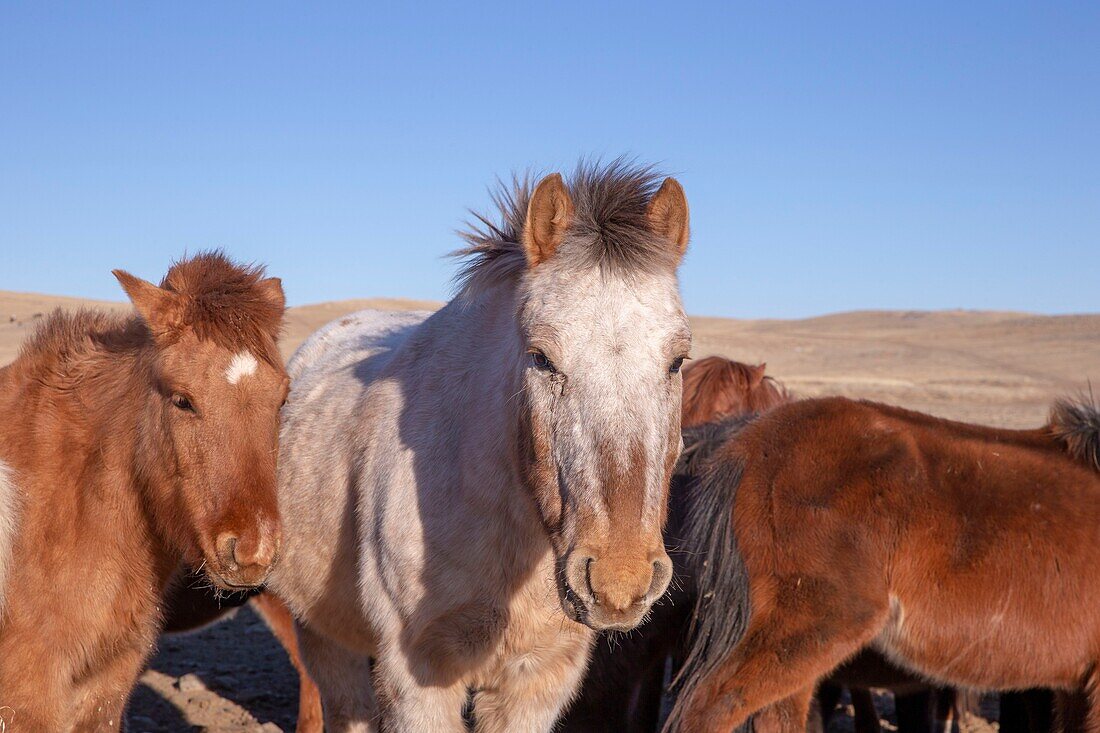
[1,2,1097,318]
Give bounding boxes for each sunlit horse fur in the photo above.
[668,396,1100,733]
[0,253,287,730]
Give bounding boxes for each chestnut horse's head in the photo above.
[680,356,790,428]
[462,161,691,631]
[114,253,288,590]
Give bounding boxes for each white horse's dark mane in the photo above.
[453,158,679,295]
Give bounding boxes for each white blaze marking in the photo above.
[226,351,259,385]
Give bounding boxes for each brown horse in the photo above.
[667,396,1100,733]
[680,360,983,733]
[0,253,288,730]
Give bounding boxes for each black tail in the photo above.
[1050,396,1100,472]
[664,418,754,732]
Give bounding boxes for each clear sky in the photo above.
[2,2,1097,318]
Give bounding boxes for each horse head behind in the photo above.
[681,356,790,428]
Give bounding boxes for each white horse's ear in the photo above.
[523,173,574,267]
[113,270,182,332]
[646,177,690,259]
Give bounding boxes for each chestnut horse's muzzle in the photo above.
[207,522,281,589]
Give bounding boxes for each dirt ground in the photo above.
[2,290,1098,730]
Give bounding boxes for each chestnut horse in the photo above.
[0,253,288,730]
[269,161,693,731]
[667,396,1100,733]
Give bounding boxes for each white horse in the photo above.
[271,161,693,731]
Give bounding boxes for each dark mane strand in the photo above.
[667,415,756,731]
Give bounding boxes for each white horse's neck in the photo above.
[393,283,528,506]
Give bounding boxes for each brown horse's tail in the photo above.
[1050,398,1100,472]
[665,418,754,733]
[0,460,19,615]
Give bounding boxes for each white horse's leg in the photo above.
[471,649,590,733]
[297,624,379,732]
[372,652,469,732]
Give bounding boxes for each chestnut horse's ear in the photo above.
[112,269,182,332]
[749,363,767,388]
[523,173,574,267]
[646,177,690,258]
[256,277,286,312]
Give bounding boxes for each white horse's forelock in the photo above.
[0,459,19,614]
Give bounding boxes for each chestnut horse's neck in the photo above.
[9,312,183,575]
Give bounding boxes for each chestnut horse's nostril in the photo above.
[215,532,240,570]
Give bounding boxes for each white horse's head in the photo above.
[462,161,691,631]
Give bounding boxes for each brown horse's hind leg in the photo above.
[251,594,324,733]
[1054,689,1088,733]
[816,682,844,731]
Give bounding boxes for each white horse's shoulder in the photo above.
[287,309,432,381]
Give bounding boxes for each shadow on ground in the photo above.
[126,605,299,732]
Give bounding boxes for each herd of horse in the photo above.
[0,160,1097,732]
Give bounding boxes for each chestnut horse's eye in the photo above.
[669,356,686,374]
[171,394,195,412]
[530,350,556,373]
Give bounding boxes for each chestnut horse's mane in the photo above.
[452,158,679,295]
[13,252,284,380]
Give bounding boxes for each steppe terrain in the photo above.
[1,290,1097,730]
[4,290,1096,428]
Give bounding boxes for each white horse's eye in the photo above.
[530,350,557,374]
[669,356,686,374]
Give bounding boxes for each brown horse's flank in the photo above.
[0,252,286,730]
[668,396,1100,733]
